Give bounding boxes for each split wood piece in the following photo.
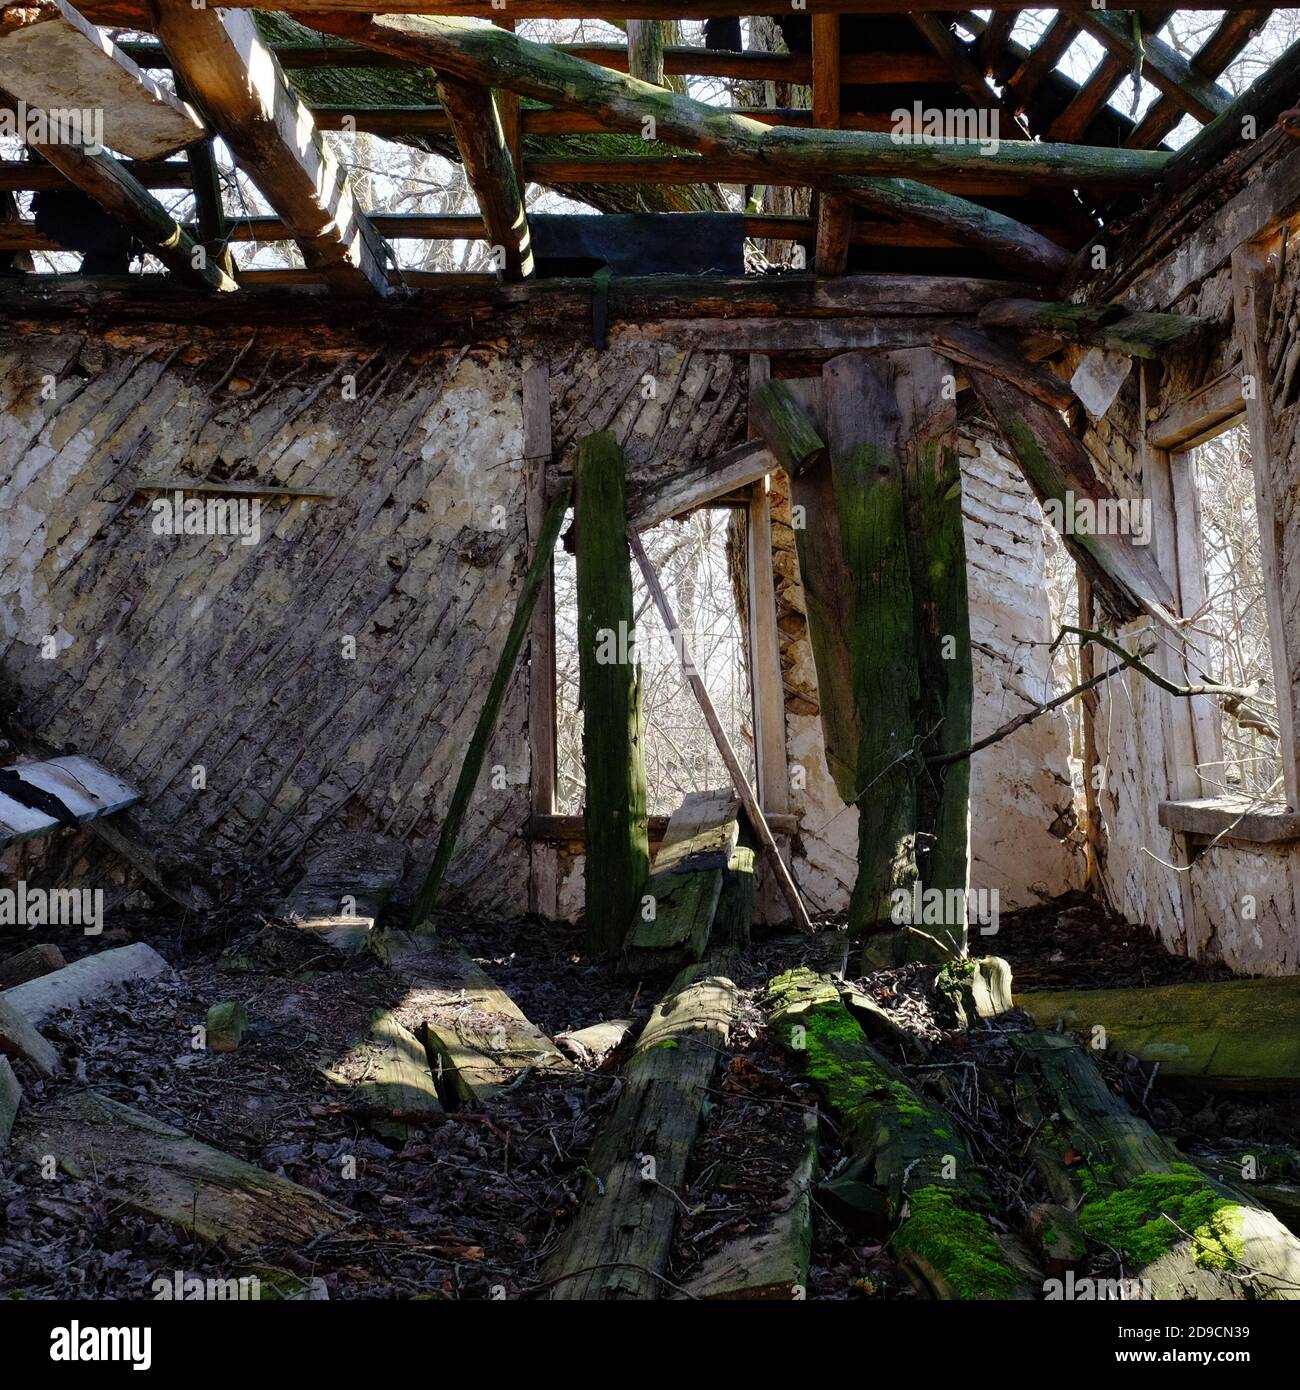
[765,968,1034,1300]
[13,1089,356,1252]
[1014,976,1300,1089]
[372,929,570,1104]
[554,1018,635,1069]
[1012,1031,1300,1300]
[676,1108,818,1300]
[0,0,205,159]
[749,379,827,477]
[0,943,66,991]
[3,942,171,1027]
[308,13,1084,279]
[154,1,390,297]
[977,299,1208,360]
[576,433,650,954]
[409,481,571,924]
[0,754,141,849]
[281,831,406,953]
[964,366,1181,628]
[0,1055,19,1149]
[627,528,812,933]
[435,74,532,282]
[321,1008,444,1134]
[206,1002,249,1053]
[620,789,739,976]
[932,322,1075,413]
[0,996,61,1078]
[712,843,755,953]
[627,438,775,533]
[545,957,739,1300]
[23,138,236,291]
[939,956,1014,1030]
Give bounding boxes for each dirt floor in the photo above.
[1,894,1295,1300]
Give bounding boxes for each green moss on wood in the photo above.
[897,1185,1023,1299]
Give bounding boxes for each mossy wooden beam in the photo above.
[545,958,738,1300]
[1013,1031,1300,1300]
[409,481,571,925]
[305,12,1103,279]
[765,968,1033,1300]
[964,366,1180,628]
[933,323,1075,413]
[1015,977,1300,1089]
[749,380,826,477]
[576,432,650,954]
[977,298,1208,359]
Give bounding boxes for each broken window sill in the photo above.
[1159,798,1300,847]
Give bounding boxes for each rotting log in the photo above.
[1014,977,1300,1089]
[1013,1031,1300,1299]
[372,928,571,1104]
[620,789,739,976]
[555,1018,635,1068]
[13,1089,356,1252]
[321,1007,443,1139]
[575,432,650,955]
[409,481,571,925]
[545,957,738,1300]
[749,379,826,477]
[1194,1154,1300,1236]
[765,968,1034,1299]
[3,943,171,1027]
[964,367,1180,627]
[677,1108,818,1300]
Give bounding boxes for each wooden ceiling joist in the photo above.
[0,0,205,160]
[153,1,391,297]
[1045,9,1173,146]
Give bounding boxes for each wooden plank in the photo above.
[621,790,740,974]
[1148,371,1245,451]
[154,0,390,297]
[0,996,61,1078]
[628,528,812,932]
[545,958,739,1300]
[522,362,558,919]
[0,0,204,159]
[435,75,531,281]
[627,439,775,532]
[13,1089,355,1250]
[17,140,235,290]
[372,930,570,1103]
[3,944,171,1026]
[1232,236,1300,807]
[0,754,140,849]
[408,481,571,923]
[0,1056,19,1150]
[932,323,1075,412]
[280,832,406,952]
[1159,797,1300,846]
[575,432,650,954]
[321,1008,444,1128]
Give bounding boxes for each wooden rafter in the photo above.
[153,0,392,297]
[83,0,1254,14]
[1045,10,1173,145]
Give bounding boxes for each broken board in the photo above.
[0,996,61,1077]
[620,789,740,975]
[281,832,407,953]
[321,1008,444,1137]
[0,754,141,850]
[3,942,170,1026]
[372,929,570,1103]
[13,1089,355,1252]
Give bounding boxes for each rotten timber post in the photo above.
[575,431,650,954]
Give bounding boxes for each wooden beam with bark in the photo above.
[154,0,391,297]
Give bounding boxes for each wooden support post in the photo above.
[492,15,523,199]
[625,20,665,86]
[811,14,850,276]
[575,432,650,954]
[628,529,812,932]
[409,482,571,925]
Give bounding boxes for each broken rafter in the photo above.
[154,0,391,297]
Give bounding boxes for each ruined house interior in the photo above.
[0,0,1299,1320]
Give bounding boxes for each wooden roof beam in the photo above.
[0,0,205,160]
[811,13,850,275]
[302,13,1090,278]
[153,0,392,297]
[106,1,1249,15]
[1045,9,1174,145]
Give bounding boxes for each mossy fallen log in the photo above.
[1013,1031,1300,1300]
[545,957,738,1300]
[321,1008,444,1138]
[1014,976,1300,1088]
[764,967,1034,1299]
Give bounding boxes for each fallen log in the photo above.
[765,967,1034,1299]
[677,1109,818,1300]
[13,1089,355,1252]
[321,1008,444,1139]
[1013,976,1300,1088]
[0,943,65,991]
[281,831,406,953]
[620,789,739,975]
[1013,1031,1300,1299]
[545,957,739,1300]
[2,942,171,1026]
[373,928,570,1103]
